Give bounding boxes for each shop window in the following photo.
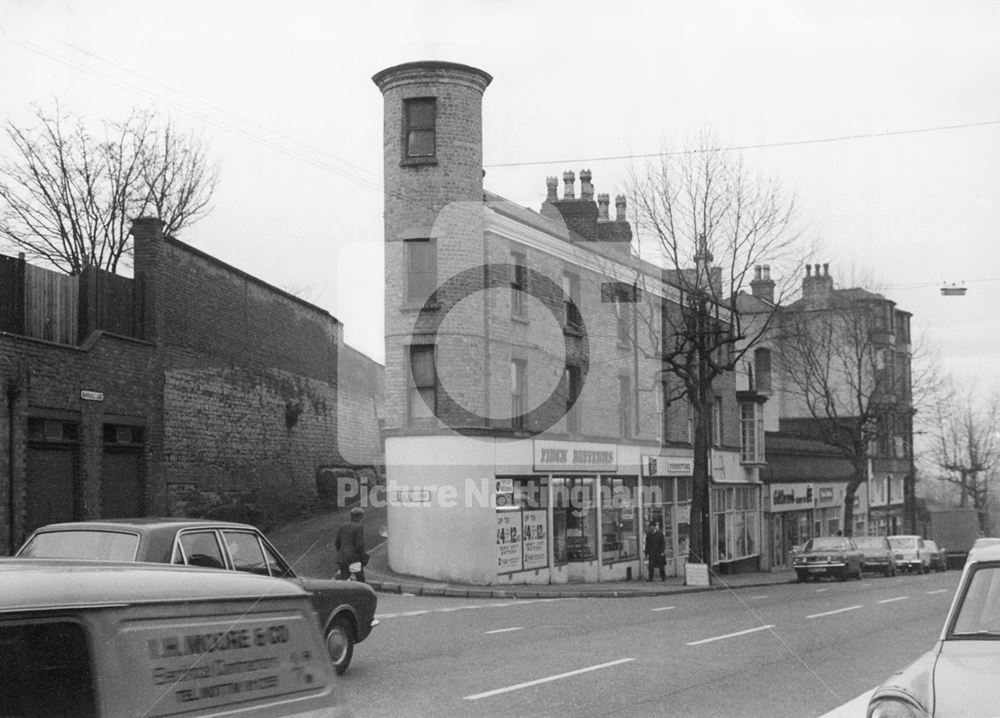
[711,485,759,564]
[405,238,436,304]
[511,251,526,317]
[553,477,596,563]
[496,478,549,574]
[408,345,437,421]
[403,97,436,159]
[601,477,638,564]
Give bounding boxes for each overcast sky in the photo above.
[3,0,998,394]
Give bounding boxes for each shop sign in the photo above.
[769,484,814,512]
[522,510,547,569]
[817,486,836,504]
[497,512,523,573]
[644,456,694,477]
[390,489,432,504]
[495,479,514,495]
[533,440,618,472]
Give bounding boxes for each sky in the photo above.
[2,0,999,397]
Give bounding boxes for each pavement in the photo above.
[267,503,797,599]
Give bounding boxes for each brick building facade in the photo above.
[0,220,383,554]
[374,61,764,585]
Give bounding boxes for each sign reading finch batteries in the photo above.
[533,440,618,472]
[496,513,522,573]
[521,511,548,569]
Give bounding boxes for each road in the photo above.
[334,570,960,717]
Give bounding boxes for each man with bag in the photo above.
[644,520,667,582]
[335,506,369,582]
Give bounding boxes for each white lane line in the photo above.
[749,595,768,600]
[686,624,775,646]
[816,588,829,593]
[464,658,635,700]
[651,606,676,612]
[806,605,862,620]
[878,596,909,604]
[377,597,569,620]
[485,627,523,634]
[376,610,430,619]
[927,589,949,595]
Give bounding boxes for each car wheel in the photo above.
[325,615,355,675]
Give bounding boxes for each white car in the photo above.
[867,542,1000,717]
[888,535,933,574]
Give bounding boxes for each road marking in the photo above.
[485,627,523,634]
[686,624,775,646]
[749,595,768,600]
[651,606,676,612]
[878,596,909,604]
[927,589,949,595]
[806,605,862,619]
[816,588,829,593]
[377,597,567,620]
[464,658,635,700]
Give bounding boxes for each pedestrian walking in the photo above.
[644,520,667,581]
[335,506,369,582]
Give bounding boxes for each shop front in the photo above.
[641,455,693,577]
[766,482,816,571]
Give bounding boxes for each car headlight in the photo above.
[868,697,929,718]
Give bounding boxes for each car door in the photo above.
[173,530,227,569]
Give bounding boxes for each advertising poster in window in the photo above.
[497,512,523,573]
[522,510,548,569]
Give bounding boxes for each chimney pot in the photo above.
[546,176,558,202]
[615,194,626,221]
[580,169,594,200]
[563,171,576,199]
[823,263,829,277]
[597,193,610,220]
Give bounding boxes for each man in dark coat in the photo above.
[335,506,369,582]
[644,520,667,581]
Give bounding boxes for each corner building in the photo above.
[374,61,763,585]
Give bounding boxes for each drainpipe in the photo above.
[6,379,19,553]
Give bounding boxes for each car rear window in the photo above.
[18,530,139,561]
[888,537,916,550]
[854,538,887,549]
[0,619,96,717]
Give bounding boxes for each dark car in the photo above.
[793,536,864,582]
[16,518,378,675]
[854,536,896,577]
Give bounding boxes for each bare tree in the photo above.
[776,287,915,535]
[924,381,1000,532]
[0,103,218,275]
[625,133,806,565]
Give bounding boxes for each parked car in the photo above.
[0,558,346,717]
[793,536,864,582]
[16,518,378,675]
[853,536,896,577]
[867,541,1000,717]
[888,534,933,574]
[925,539,947,572]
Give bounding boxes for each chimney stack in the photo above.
[545,176,558,202]
[750,264,775,303]
[597,193,610,220]
[563,171,576,199]
[802,261,834,306]
[615,195,627,221]
[579,169,594,200]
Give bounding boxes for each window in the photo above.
[103,424,144,446]
[740,401,765,464]
[615,288,632,344]
[404,97,436,159]
[712,396,723,446]
[601,477,639,564]
[405,238,436,304]
[408,345,437,420]
[511,251,526,317]
[711,485,759,563]
[753,348,772,392]
[562,271,582,332]
[175,531,226,569]
[619,375,632,438]
[510,359,527,431]
[565,364,581,434]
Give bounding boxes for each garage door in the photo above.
[25,446,77,532]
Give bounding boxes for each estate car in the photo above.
[16,518,378,675]
[793,536,864,582]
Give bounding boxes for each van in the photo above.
[0,559,350,717]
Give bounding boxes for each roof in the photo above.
[0,559,307,611]
[28,518,256,532]
[760,432,856,483]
